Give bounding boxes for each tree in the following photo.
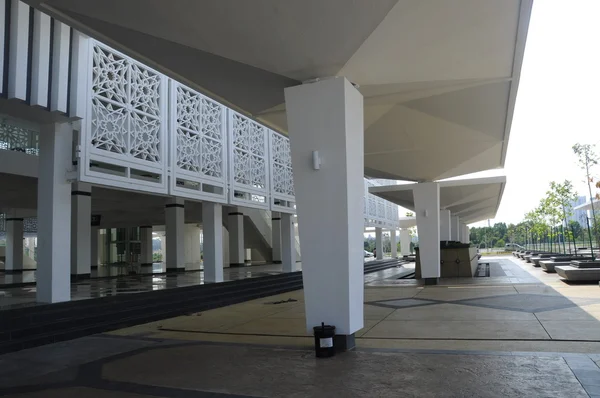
[495,238,506,248]
[547,180,578,254]
[569,220,583,240]
[573,143,599,252]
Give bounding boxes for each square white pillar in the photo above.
[375,228,383,260]
[461,224,470,244]
[451,216,460,242]
[71,182,91,277]
[271,211,282,264]
[413,182,440,284]
[228,209,245,267]
[140,226,153,266]
[440,209,451,241]
[285,76,364,346]
[465,226,470,244]
[165,197,185,271]
[390,230,398,258]
[203,202,224,283]
[400,229,411,256]
[5,217,24,272]
[37,123,72,303]
[185,224,201,265]
[281,213,296,272]
[91,226,99,268]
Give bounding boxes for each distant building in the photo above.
[567,196,588,225]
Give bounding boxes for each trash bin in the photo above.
[313,322,336,358]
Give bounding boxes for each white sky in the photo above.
[469,0,600,227]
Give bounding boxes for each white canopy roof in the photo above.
[574,199,600,212]
[29,0,533,182]
[369,176,506,224]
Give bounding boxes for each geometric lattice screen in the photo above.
[364,179,399,228]
[228,111,270,210]
[170,82,227,203]
[269,131,295,213]
[80,41,168,194]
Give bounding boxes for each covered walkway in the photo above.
[0,256,599,397]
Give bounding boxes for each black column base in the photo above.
[4,269,36,274]
[166,267,186,273]
[229,263,248,268]
[272,261,282,264]
[423,277,439,285]
[70,273,91,282]
[334,333,356,352]
[140,263,154,267]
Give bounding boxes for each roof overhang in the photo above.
[369,176,506,225]
[27,0,533,182]
[574,199,600,212]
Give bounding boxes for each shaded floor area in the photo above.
[1,256,600,396]
[0,258,411,311]
[0,336,596,397]
[0,262,304,311]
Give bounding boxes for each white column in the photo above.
[160,233,166,263]
[140,226,153,266]
[185,224,201,265]
[440,209,451,241]
[203,202,223,283]
[91,226,99,268]
[71,182,91,277]
[165,197,185,271]
[375,228,383,260]
[390,230,398,258]
[286,76,363,346]
[465,226,470,244]
[413,182,441,284]
[37,123,72,303]
[281,213,297,272]
[461,224,470,244]
[271,211,282,263]
[5,216,23,272]
[228,209,245,266]
[400,228,411,256]
[451,215,460,241]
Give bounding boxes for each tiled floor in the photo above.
[0,262,302,310]
[0,258,407,311]
[1,256,600,396]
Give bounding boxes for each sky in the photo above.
[468,0,600,227]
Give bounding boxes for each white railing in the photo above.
[75,38,297,213]
[0,4,401,228]
[0,214,38,233]
[0,120,39,155]
[364,179,399,229]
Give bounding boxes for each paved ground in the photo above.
[0,257,399,311]
[1,256,600,397]
[0,262,303,310]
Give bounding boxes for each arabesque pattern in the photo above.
[231,113,267,190]
[0,122,39,154]
[91,44,162,163]
[175,85,224,179]
[270,132,294,197]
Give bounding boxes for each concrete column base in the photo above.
[423,277,439,285]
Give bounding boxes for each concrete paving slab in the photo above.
[362,319,550,340]
[541,320,600,341]
[385,303,537,321]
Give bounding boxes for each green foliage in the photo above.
[569,220,583,240]
[495,238,505,248]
